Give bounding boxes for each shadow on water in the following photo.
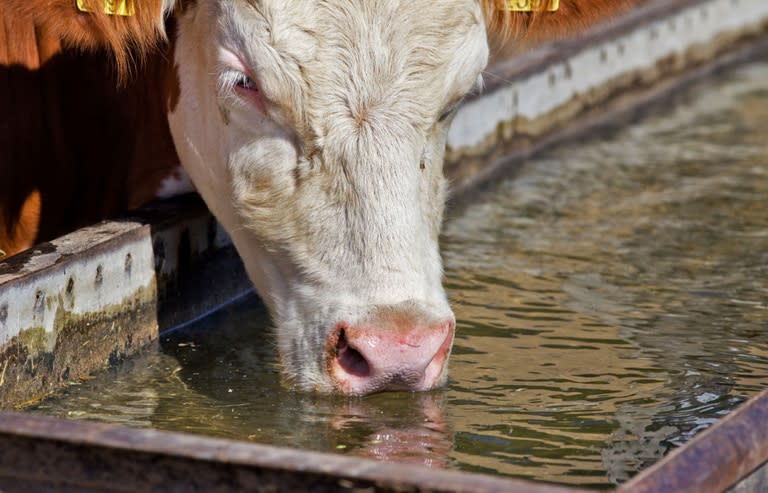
[32,60,768,488]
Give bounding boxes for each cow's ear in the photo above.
[3,0,171,80]
[481,0,637,41]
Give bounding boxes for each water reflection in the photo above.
[440,61,768,485]
[38,298,456,470]
[33,61,768,487]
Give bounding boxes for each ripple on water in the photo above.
[32,61,768,488]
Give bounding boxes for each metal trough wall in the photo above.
[619,389,768,493]
[0,411,584,493]
[0,391,765,493]
[0,0,767,491]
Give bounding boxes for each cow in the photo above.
[0,0,632,394]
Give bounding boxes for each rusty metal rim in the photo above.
[0,410,589,493]
[620,388,768,493]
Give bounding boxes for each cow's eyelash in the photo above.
[218,67,270,115]
[234,73,257,90]
[218,69,258,94]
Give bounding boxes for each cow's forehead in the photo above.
[226,0,487,75]
[303,1,486,86]
[220,0,487,137]
[235,0,485,38]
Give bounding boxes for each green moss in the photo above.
[16,326,50,354]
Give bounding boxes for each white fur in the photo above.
[167,0,489,392]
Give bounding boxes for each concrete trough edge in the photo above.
[0,410,588,493]
[0,195,252,409]
[445,0,768,196]
[0,221,159,409]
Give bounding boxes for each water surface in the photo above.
[34,61,768,488]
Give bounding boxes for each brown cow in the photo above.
[0,0,632,394]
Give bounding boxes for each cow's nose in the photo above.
[327,316,455,395]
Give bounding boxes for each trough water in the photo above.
[32,60,768,488]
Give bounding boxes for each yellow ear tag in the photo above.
[497,0,560,11]
[76,0,135,16]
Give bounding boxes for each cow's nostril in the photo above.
[328,316,455,395]
[335,329,371,377]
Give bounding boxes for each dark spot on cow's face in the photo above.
[0,303,7,324]
[218,103,230,125]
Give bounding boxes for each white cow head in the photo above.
[167,0,489,394]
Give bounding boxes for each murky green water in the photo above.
[33,61,768,488]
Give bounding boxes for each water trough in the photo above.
[1,0,767,491]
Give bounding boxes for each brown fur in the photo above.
[0,1,179,256]
[0,190,40,257]
[481,0,639,40]
[2,0,640,78]
[2,0,166,78]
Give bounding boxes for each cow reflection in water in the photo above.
[324,394,452,467]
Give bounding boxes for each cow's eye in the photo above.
[222,69,267,113]
[220,69,261,95]
[234,73,257,91]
